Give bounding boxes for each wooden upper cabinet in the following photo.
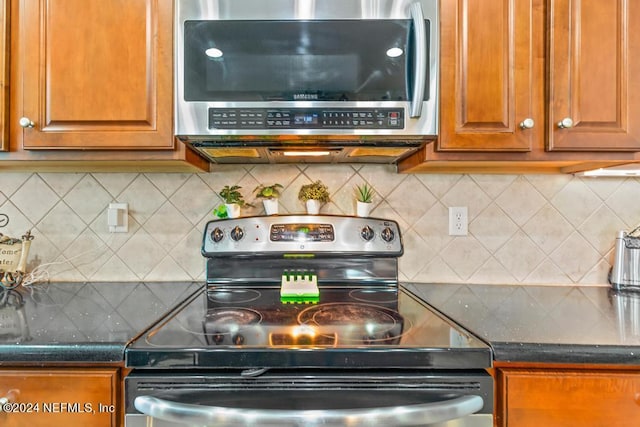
[0,0,8,152]
[548,0,640,151]
[17,0,173,149]
[438,0,544,152]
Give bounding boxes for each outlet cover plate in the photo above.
[448,206,468,236]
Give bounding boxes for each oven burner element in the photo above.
[207,289,261,304]
[349,288,398,304]
[310,304,396,324]
[202,308,262,345]
[298,303,405,345]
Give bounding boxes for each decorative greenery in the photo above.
[355,183,375,203]
[218,185,252,207]
[298,180,330,203]
[254,183,284,199]
[212,204,228,219]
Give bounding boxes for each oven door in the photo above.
[125,370,493,427]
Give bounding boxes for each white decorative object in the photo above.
[306,199,322,215]
[225,203,241,218]
[0,230,33,289]
[262,198,279,215]
[356,201,372,217]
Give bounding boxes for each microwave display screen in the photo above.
[183,20,429,102]
[294,113,319,126]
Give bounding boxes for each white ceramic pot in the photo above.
[356,201,372,217]
[262,198,279,215]
[225,203,241,218]
[305,199,322,215]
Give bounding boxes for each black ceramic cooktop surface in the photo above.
[125,285,492,369]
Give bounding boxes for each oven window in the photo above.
[183,20,429,102]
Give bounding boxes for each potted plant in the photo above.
[254,183,284,215]
[218,185,251,218]
[298,180,330,215]
[354,183,375,217]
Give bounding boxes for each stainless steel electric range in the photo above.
[125,215,493,427]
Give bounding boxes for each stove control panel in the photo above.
[203,215,402,257]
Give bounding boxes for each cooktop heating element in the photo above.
[201,289,408,347]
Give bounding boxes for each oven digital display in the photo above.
[270,223,334,242]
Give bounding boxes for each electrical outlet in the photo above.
[448,207,468,236]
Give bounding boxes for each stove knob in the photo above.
[212,333,225,345]
[211,227,224,243]
[381,227,395,242]
[230,226,244,242]
[232,334,245,345]
[360,225,375,241]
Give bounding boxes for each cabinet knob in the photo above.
[0,389,20,407]
[557,117,574,129]
[519,118,535,130]
[19,117,35,128]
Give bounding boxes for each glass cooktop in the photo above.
[125,285,492,370]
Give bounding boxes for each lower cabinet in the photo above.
[0,368,120,427]
[496,367,640,427]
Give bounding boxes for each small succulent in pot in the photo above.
[298,180,330,214]
[354,183,375,217]
[254,183,283,215]
[218,185,252,218]
[355,183,375,204]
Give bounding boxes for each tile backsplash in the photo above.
[1,164,639,285]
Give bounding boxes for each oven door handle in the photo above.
[134,394,484,426]
[409,2,427,118]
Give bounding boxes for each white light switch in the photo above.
[107,203,128,233]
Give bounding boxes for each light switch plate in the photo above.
[107,203,128,233]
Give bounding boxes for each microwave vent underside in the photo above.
[201,147,261,158]
[187,140,426,164]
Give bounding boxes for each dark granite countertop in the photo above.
[3,281,639,367]
[0,282,202,364]
[405,283,640,366]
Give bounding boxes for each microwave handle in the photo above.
[134,394,484,426]
[409,2,427,118]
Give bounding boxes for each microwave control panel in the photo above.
[209,108,404,130]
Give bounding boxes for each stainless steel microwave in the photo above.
[175,0,439,164]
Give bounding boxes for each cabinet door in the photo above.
[0,368,119,427]
[18,0,173,149]
[548,0,640,151]
[498,368,640,427]
[0,0,8,151]
[438,0,543,152]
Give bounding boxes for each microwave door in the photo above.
[182,20,414,104]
